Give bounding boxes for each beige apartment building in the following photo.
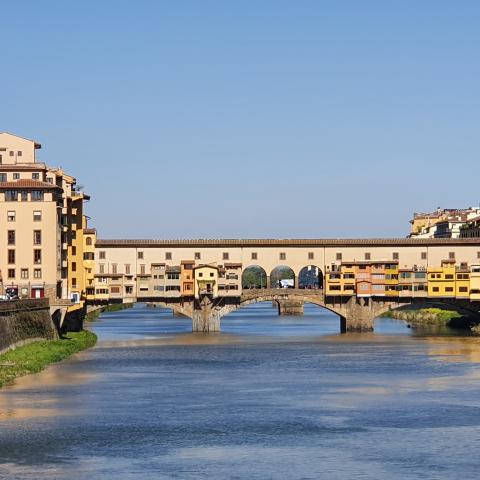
[0,132,93,302]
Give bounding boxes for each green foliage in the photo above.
[421,308,461,322]
[0,330,97,388]
[383,308,462,325]
[242,266,266,288]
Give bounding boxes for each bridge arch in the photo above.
[298,265,323,289]
[242,265,268,289]
[270,265,296,289]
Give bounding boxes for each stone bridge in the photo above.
[145,289,480,333]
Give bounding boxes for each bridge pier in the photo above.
[342,313,375,332]
[191,297,221,332]
[277,299,304,316]
[332,297,380,332]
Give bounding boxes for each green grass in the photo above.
[419,308,461,322]
[0,330,97,388]
[383,307,462,325]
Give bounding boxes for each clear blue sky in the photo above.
[1,1,479,238]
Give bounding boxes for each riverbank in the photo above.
[0,330,97,388]
[85,303,133,323]
[382,308,480,331]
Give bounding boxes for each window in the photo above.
[459,286,468,293]
[365,252,371,260]
[17,151,22,157]
[99,251,106,259]
[198,272,203,278]
[432,286,439,292]
[210,272,214,277]
[138,251,144,259]
[21,269,29,279]
[32,172,40,180]
[164,252,172,260]
[13,173,20,180]
[72,262,77,272]
[86,237,92,246]
[112,264,117,274]
[125,286,133,295]
[308,252,314,260]
[223,252,229,260]
[125,264,131,275]
[336,252,342,261]
[0,173,6,182]
[34,249,41,264]
[7,211,16,222]
[392,252,399,260]
[195,252,201,260]
[33,210,42,221]
[9,151,14,157]
[7,230,15,245]
[445,287,454,292]
[72,278,77,288]
[8,269,15,279]
[166,285,181,291]
[449,252,455,259]
[34,269,41,279]
[421,252,427,260]
[72,246,76,255]
[33,230,41,245]
[31,190,43,201]
[477,252,480,259]
[140,264,146,274]
[99,264,105,274]
[5,190,18,201]
[251,252,258,260]
[279,252,286,261]
[8,249,15,264]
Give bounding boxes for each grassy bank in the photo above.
[382,308,471,327]
[85,303,133,322]
[0,330,97,388]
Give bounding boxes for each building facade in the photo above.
[0,132,93,303]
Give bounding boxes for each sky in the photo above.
[1,0,479,239]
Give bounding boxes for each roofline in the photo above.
[0,131,41,148]
[95,238,480,248]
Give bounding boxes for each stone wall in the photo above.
[0,299,57,355]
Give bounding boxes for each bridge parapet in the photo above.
[241,288,324,301]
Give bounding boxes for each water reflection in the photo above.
[1,303,480,479]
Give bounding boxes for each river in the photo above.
[1,303,480,479]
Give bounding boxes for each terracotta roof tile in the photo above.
[0,179,61,190]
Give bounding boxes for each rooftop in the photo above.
[96,238,480,248]
[0,179,62,190]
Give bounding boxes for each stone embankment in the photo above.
[0,299,57,355]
